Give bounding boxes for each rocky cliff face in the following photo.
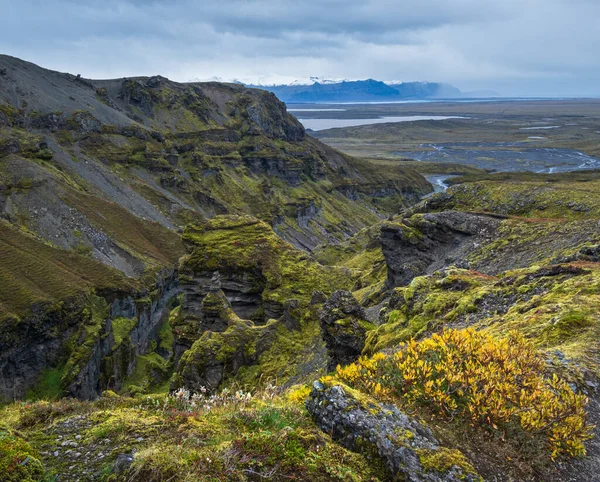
[0,269,179,401]
[67,270,179,399]
[171,284,279,392]
[319,290,373,370]
[169,215,369,390]
[380,211,500,288]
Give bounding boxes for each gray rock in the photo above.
[113,453,135,475]
[380,211,500,288]
[311,290,327,305]
[306,383,480,482]
[320,290,371,370]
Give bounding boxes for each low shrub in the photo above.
[335,328,593,459]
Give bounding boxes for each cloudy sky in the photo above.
[2,0,599,96]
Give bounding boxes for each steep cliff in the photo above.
[172,215,364,390]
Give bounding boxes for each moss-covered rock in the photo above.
[380,211,500,287]
[319,290,374,370]
[172,285,279,391]
[306,381,481,482]
[173,215,379,390]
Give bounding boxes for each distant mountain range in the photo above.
[250,80,459,103]
[190,76,498,103]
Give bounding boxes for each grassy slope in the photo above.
[0,220,132,321]
[62,189,184,270]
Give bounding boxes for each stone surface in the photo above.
[320,290,371,370]
[306,382,480,482]
[380,211,500,288]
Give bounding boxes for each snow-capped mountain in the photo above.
[187,75,473,102]
[188,75,349,86]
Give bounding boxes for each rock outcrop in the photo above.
[171,286,277,392]
[380,211,500,287]
[0,269,179,401]
[171,216,368,390]
[307,381,481,482]
[68,270,180,399]
[319,290,373,370]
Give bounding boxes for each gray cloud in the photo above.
[1,0,598,96]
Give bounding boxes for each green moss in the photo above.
[540,310,593,345]
[0,426,46,482]
[417,447,480,479]
[182,216,356,308]
[25,367,65,402]
[158,315,175,353]
[124,352,171,395]
[439,173,600,220]
[250,316,322,385]
[61,295,109,389]
[111,317,138,348]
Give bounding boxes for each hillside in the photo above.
[0,54,430,399]
[1,55,600,482]
[3,170,600,481]
[0,54,431,260]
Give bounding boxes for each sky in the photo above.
[1,0,599,97]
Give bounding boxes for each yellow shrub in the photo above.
[286,385,312,404]
[336,328,593,459]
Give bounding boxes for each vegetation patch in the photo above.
[337,328,593,459]
[0,220,132,322]
[2,388,385,481]
[25,367,65,402]
[0,425,46,482]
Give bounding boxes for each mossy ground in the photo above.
[0,425,46,482]
[441,174,600,220]
[365,264,600,378]
[314,222,388,303]
[0,389,385,482]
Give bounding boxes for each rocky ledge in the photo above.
[306,381,481,482]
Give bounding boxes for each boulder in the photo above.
[307,382,481,482]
